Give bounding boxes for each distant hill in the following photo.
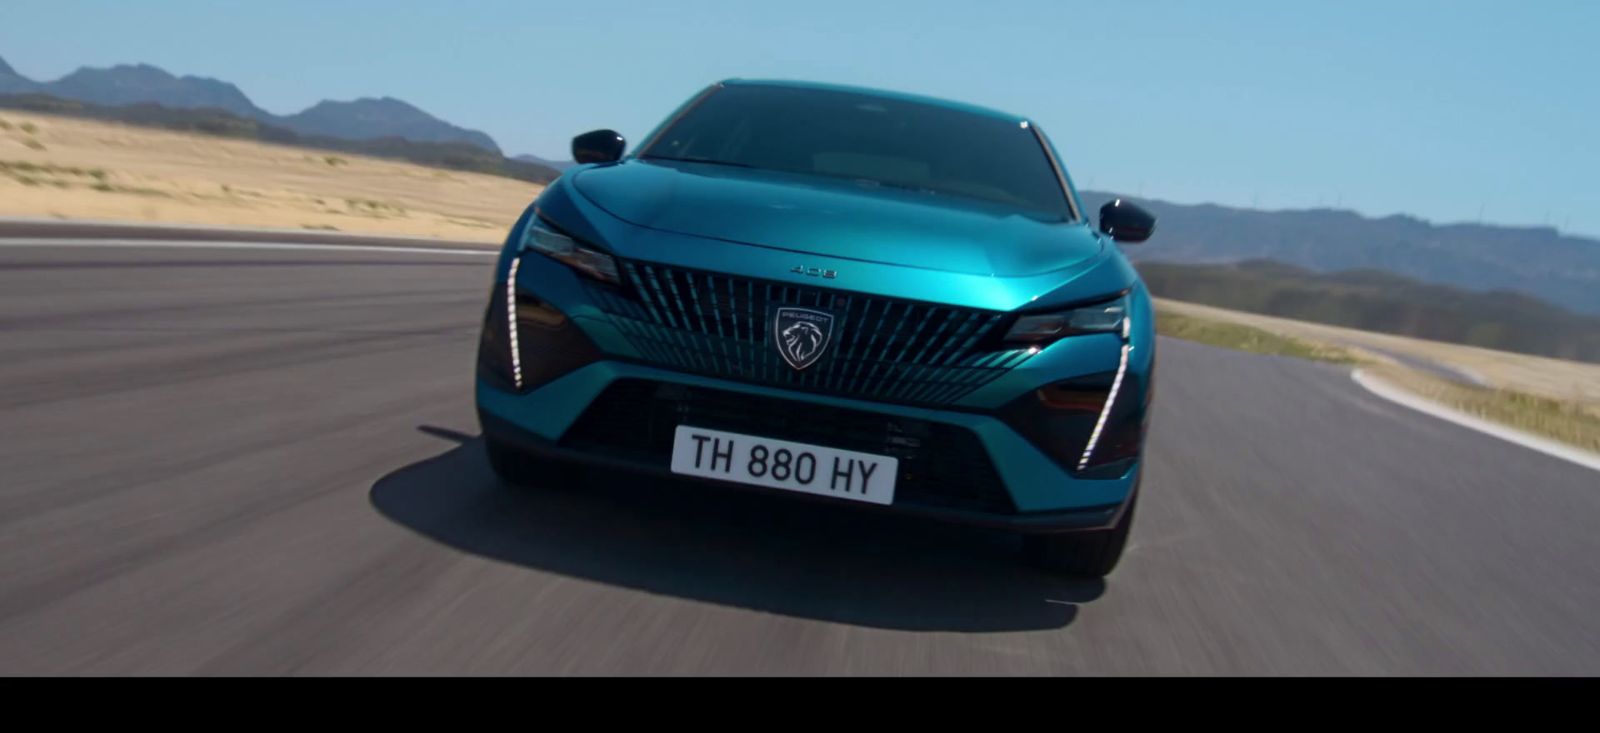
[1080,191,1600,316]
[514,154,574,171]
[0,55,39,94]
[279,97,500,154]
[1138,260,1600,363]
[0,54,501,153]
[45,63,266,120]
[0,93,559,184]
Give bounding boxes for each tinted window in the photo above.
[641,84,1074,219]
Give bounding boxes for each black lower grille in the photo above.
[560,379,1016,514]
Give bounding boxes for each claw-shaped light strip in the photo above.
[506,256,523,390]
[1077,339,1130,471]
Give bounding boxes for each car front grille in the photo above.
[559,379,1017,514]
[582,260,1037,407]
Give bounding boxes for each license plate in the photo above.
[669,425,897,505]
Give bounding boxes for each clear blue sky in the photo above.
[4,0,1597,236]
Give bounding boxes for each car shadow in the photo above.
[369,425,1106,632]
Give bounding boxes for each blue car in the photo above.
[475,79,1157,577]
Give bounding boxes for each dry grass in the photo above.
[1155,298,1600,408]
[0,111,542,242]
[1155,310,1366,364]
[1155,299,1600,453]
[1365,364,1600,453]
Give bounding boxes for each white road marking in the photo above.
[1351,368,1600,474]
[0,215,478,245]
[0,238,498,257]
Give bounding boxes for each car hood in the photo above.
[570,159,1103,278]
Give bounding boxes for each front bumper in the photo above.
[476,359,1141,534]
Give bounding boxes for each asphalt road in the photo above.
[2,237,1598,675]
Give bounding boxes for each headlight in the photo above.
[1004,295,1128,344]
[522,214,620,284]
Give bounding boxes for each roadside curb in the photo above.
[1351,368,1600,473]
[0,237,499,257]
[0,217,502,250]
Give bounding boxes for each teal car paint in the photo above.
[475,79,1158,576]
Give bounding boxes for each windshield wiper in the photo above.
[641,155,756,169]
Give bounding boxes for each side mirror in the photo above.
[1099,199,1155,243]
[572,129,626,165]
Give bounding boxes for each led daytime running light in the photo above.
[506,257,523,390]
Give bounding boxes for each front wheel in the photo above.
[1024,487,1138,578]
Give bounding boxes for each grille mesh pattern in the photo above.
[584,260,1036,406]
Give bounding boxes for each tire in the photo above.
[1024,487,1138,578]
[484,437,575,489]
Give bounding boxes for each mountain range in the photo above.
[514,154,575,171]
[1134,259,1600,363]
[4,53,1597,318]
[1076,192,1600,316]
[0,55,502,154]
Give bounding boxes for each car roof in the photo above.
[717,78,1030,126]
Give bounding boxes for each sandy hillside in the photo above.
[0,110,543,242]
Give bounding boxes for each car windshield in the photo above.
[640,84,1076,220]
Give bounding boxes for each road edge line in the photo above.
[1351,368,1600,473]
[0,238,498,257]
[0,215,497,246]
